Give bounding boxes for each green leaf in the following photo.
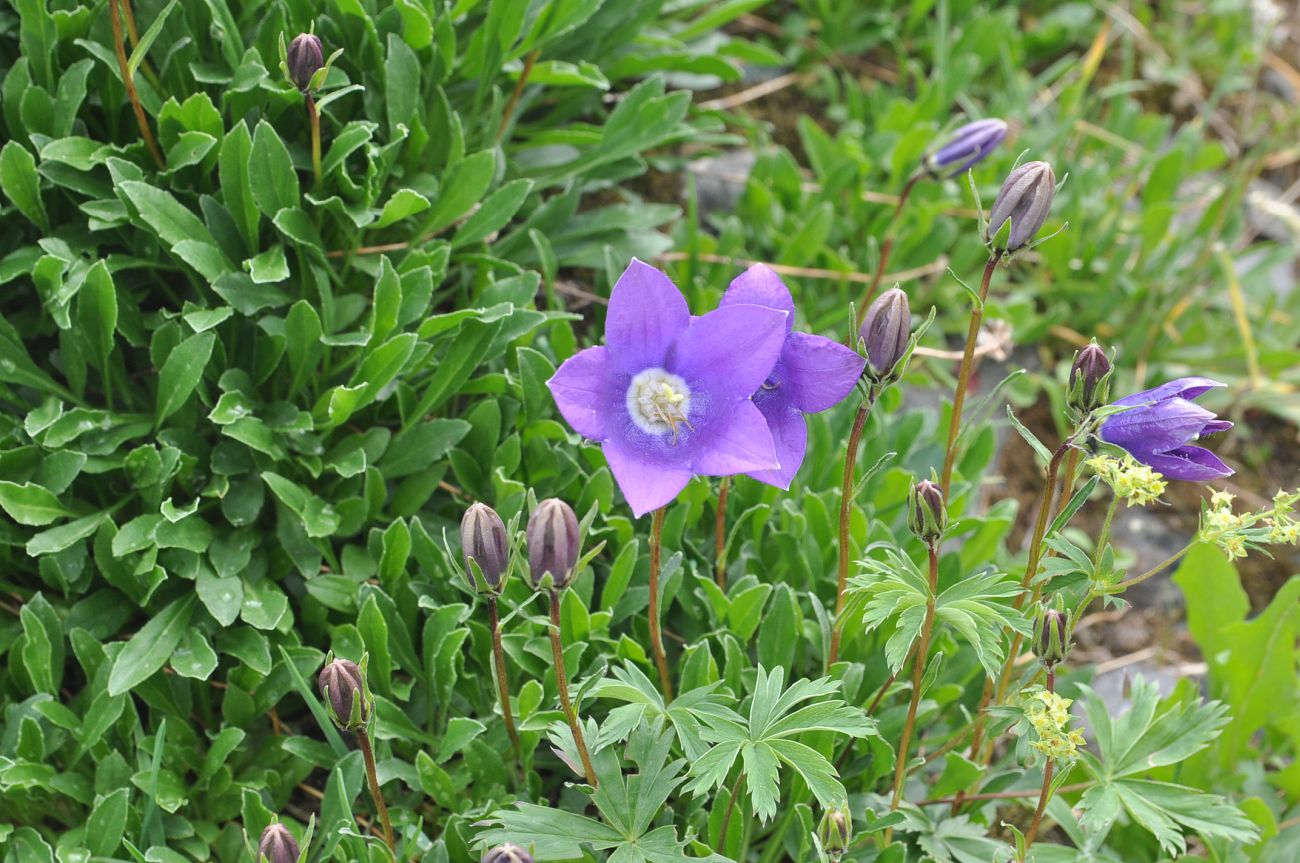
[171,629,218,679]
[245,244,289,283]
[78,260,118,379]
[423,150,495,234]
[0,140,47,229]
[86,787,129,856]
[126,0,179,78]
[219,123,259,251]
[0,481,69,525]
[453,178,534,247]
[107,595,198,695]
[155,331,215,425]
[249,119,300,217]
[374,188,430,229]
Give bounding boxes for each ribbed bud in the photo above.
[483,845,534,863]
[926,118,1008,177]
[1034,606,1072,667]
[1067,342,1111,417]
[460,502,510,593]
[817,804,852,861]
[257,824,299,863]
[986,160,1056,251]
[286,33,324,92]
[317,656,369,731]
[526,499,580,590]
[859,288,911,379]
[908,479,947,544]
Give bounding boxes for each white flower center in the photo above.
[626,368,693,440]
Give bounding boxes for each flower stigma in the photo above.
[627,368,694,441]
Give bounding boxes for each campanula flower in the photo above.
[548,260,788,516]
[1100,377,1233,481]
[926,118,1008,177]
[718,265,865,488]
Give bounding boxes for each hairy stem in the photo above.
[716,477,730,590]
[308,93,323,191]
[1116,544,1192,590]
[487,596,524,779]
[649,506,674,701]
[548,589,597,785]
[498,50,539,141]
[830,391,879,665]
[355,727,396,853]
[940,254,1000,495]
[855,171,923,325]
[1023,666,1058,851]
[109,0,164,169]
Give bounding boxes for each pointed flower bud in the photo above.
[257,823,300,863]
[926,118,1008,177]
[908,479,947,544]
[817,803,852,861]
[286,33,324,92]
[483,845,534,863]
[1033,605,1072,667]
[859,288,911,380]
[317,655,369,731]
[1067,342,1111,417]
[461,502,510,593]
[526,499,580,590]
[986,160,1056,251]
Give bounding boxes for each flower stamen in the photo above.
[627,368,694,442]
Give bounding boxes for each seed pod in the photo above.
[461,502,510,593]
[286,33,324,92]
[859,288,911,380]
[1067,342,1111,417]
[317,656,369,730]
[526,499,580,589]
[926,118,1008,177]
[257,823,299,863]
[908,479,947,544]
[1034,606,1072,667]
[817,803,852,861]
[482,845,534,863]
[985,160,1056,251]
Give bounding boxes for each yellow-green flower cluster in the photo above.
[1086,455,1167,507]
[1024,690,1086,762]
[1200,489,1300,561]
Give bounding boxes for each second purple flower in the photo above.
[1100,376,1233,481]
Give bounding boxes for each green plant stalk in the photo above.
[829,388,881,666]
[355,726,396,853]
[487,596,524,777]
[109,0,164,170]
[548,589,597,785]
[884,540,940,842]
[715,476,730,590]
[855,171,923,327]
[308,93,323,191]
[940,254,1000,496]
[649,506,674,701]
[1023,665,1058,852]
[716,769,745,853]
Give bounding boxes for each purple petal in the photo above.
[547,346,614,441]
[746,395,807,489]
[602,439,693,518]
[1142,446,1234,481]
[1100,398,1217,455]
[777,332,866,414]
[1200,419,1233,436]
[692,400,780,477]
[720,264,795,331]
[668,303,788,400]
[1111,377,1226,408]
[605,259,690,373]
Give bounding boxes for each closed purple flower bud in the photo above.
[461,502,509,593]
[317,656,369,730]
[859,288,911,379]
[817,804,852,860]
[986,160,1056,251]
[257,824,299,863]
[1068,342,1111,416]
[526,499,580,589]
[927,118,1008,177]
[483,845,534,863]
[286,33,324,92]
[908,479,947,544]
[1033,607,1071,667]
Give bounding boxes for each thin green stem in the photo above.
[1116,544,1193,591]
[716,477,730,590]
[548,589,597,785]
[487,596,524,782]
[308,94,323,191]
[1023,666,1057,852]
[940,254,999,496]
[830,390,879,666]
[355,727,396,853]
[648,506,674,701]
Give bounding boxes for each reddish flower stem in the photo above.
[855,171,923,326]
[109,0,164,169]
[649,506,674,701]
[940,254,999,495]
[830,390,880,666]
[715,477,730,590]
[487,596,524,777]
[1023,666,1058,851]
[548,589,597,785]
[355,727,396,853]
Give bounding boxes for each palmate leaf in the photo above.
[591,663,743,760]
[934,570,1032,679]
[685,666,877,823]
[1074,677,1259,854]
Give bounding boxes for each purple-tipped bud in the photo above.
[483,845,534,863]
[1067,342,1112,417]
[286,33,324,92]
[859,288,911,379]
[460,502,509,593]
[317,656,369,731]
[526,499,580,590]
[908,480,947,544]
[927,118,1009,177]
[1033,606,1072,667]
[817,804,852,861]
[986,160,1056,251]
[257,824,300,863]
